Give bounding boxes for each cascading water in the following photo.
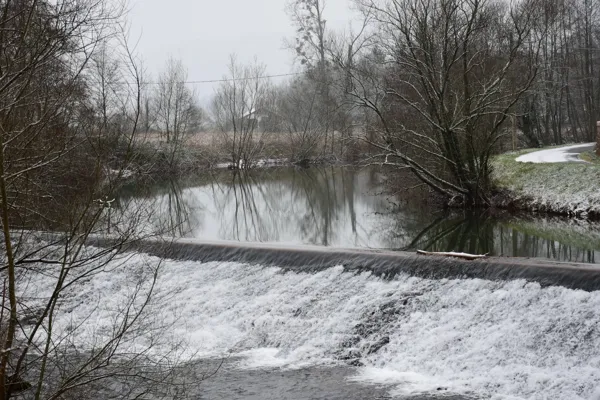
[29,240,600,400]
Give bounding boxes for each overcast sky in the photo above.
[128,0,358,102]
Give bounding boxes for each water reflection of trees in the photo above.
[115,179,201,237]
[206,167,378,245]
[403,212,599,263]
[212,171,275,241]
[163,180,196,236]
[115,167,600,263]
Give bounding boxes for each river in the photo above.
[117,166,600,263]
[101,166,600,399]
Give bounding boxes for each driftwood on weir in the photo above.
[416,250,488,260]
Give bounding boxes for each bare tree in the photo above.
[500,0,600,147]
[211,55,271,169]
[155,58,200,145]
[287,0,329,69]
[274,77,329,162]
[154,58,203,170]
[346,0,542,205]
[287,0,344,157]
[140,70,159,138]
[0,1,202,398]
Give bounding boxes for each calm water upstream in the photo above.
[117,166,600,263]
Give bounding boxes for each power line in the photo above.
[128,72,303,85]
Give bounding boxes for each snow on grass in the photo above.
[493,147,600,217]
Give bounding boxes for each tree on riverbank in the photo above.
[211,56,273,169]
[517,0,600,146]
[155,58,203,169]
[330,0,542,205]
[285,0,356,161]
[0,0,203,398]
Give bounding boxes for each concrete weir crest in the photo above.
[93,238,600,292]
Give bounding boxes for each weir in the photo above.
[107,238,600,292]
[70,237,600,399]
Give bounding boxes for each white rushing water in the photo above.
[21,250,600,400]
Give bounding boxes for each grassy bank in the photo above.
[580,151,600,164]
[492,147,600,218]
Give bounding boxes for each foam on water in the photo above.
[22,251,600,399]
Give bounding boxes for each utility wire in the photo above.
[127,72,302,85]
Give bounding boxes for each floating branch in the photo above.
[416,250,488,260]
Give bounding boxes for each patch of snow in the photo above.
[105,168,135,178]
[504,166,600,217]
[515,143,595,163]
[212,158,289,170]
[417,250,487,259]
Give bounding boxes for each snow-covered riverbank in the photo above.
[493,144,600,218]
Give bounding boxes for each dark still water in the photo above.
[116,166,600,263]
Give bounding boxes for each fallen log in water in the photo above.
[416,250,488,260]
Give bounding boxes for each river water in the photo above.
[117,166,600,263]
[104,166,600,399]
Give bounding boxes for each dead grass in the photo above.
[133,131,365,166]
[580,151,600,164]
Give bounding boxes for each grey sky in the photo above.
[129,0,358,102]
